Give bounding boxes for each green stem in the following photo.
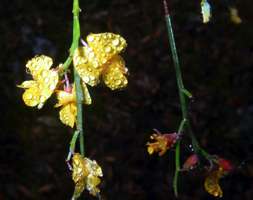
[164,8,187,197]
[71,0,85,156]
[173,118,186,196]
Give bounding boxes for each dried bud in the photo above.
[217,158,234,172]
[182,154,199,171]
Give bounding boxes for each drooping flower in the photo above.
[204,157,233,197]
[182,154,199,171]
[204,167,224,198]
[73,33,128,90]
[72,153,103,198]
[18,55,59,109]
[146,129,180,156]
[55,82,91,128]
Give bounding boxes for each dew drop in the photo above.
[112,38,120,46]
[105,46,111,53]
[83,76,90,83]
[87,35,94,42]
[49,84,55,90]
[44,77,49,83]
[26,93,33,100]
[115,80,121,86]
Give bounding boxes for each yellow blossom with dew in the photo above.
[204,167,224,198]
[72,153,103,198]
[73,33,128,90]
[55,83,91,128]
[18,55,59,109]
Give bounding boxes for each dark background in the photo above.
[1,0,253,199]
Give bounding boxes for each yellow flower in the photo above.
[201,0,211,23]
[18,55,59,109]
[55,83,91,128]
[72,153,103,198]
[204,167,224,198]
[229,7,242,24]
[146,131,179,156]
[73,33,128,90]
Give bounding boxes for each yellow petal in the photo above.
[147,145,154,155]
[204,170,223,198]
[86,175,101,196]
[103,55,128,90]
[84,158,103,177]
[22,85,40,107]
[72,153,89,183]
[59,103,76,127]
[73,181,86,199]
[37,69,59,109]
[82,82,92,105]
[73,47,102,86]
[87,33,127,64]
[17,80,37,89]
[26,55,53,79]
[55,90,75,107]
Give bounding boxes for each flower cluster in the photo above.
[72,153,103,198]
[18,33,128,128]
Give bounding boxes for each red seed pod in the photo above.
[182,154,199,171]
[217,158,234,172]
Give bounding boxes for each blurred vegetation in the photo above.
[0,0,253,199]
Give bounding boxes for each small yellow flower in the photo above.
[73,33,128,90]
[146,130,179,156]
[229,7,242,24]
[201,0,211,23]
[18,55,59,109]
[72,153,103,198]
[204,167,224,198]
[55,83,91,128]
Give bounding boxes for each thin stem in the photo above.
[173,118,186,196]
[71,0,85,156]
[164,6,187,197]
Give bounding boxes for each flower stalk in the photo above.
[163,0,211,196]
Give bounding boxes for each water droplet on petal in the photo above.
[112,38,120,46]
[115,80,121,86]
[87,35,94,42]
[105,46,111,53]
[83,76,90,83]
